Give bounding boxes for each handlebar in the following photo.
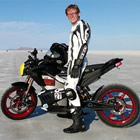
[28,48,38,58]
[26,48,45,67]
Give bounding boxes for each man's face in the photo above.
[66,8,80,24]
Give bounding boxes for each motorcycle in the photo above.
[1,46,140,128]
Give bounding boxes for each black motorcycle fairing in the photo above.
[42,63,61,75]
[38,89,56,106]
[38,89,73,107]
[84,64,104,72]
[28,63,46,86]
[47,58,123,88]
[12,82,36,92]
[78,63,104,87]
[28,62,61,86]
[79,58,123,87]
[79,69,102,87]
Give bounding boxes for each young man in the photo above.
[63,4,91,133]
[40,4,90,133]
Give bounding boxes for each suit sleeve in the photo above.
[73,20,91,66]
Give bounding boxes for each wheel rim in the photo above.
[99,89,136,124]
[4,88,35,119]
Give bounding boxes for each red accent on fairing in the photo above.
[44,79,55,86]
[99,89,136,124]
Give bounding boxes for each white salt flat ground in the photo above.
[0,50,140,140]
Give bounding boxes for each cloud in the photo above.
[0,21,68,50]
[1,22,139,50]
[0,22,49,32]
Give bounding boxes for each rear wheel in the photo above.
[1,86,37,120]
[95,84,140,127]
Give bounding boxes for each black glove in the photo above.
[70,65,80,78]
[70,59,82,78]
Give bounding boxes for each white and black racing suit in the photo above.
[65,20,91,111]
[39,20,91,113]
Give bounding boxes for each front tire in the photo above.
[95,84,140,127]
[1,85,37,120]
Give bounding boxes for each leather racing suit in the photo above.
[65,20,91,111]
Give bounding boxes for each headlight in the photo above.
[20,63,25,76]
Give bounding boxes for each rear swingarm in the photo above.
[83,100,116,111]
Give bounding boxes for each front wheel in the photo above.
[1,85,37,120]
[95,84,140,127]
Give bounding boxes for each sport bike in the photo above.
[1,44,140,128]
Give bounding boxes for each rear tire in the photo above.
[1,85,37,120]
[95,84,140,127]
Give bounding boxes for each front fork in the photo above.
[24,76,34,98]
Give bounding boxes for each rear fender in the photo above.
[92,85,104,100]
[12,82,36,93]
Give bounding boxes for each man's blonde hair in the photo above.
[65,4,80,15]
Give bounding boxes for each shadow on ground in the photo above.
[27,106,98,131]
[82,109,98,131]
[27,105,140,130]
[27,105,47,119]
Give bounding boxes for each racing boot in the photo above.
[63,107,86,133]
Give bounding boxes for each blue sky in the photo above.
[0,0,140,50]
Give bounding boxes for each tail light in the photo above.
[115,61,122,67]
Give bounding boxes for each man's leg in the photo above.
[63,76,85,133]
[63,107,85,133]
